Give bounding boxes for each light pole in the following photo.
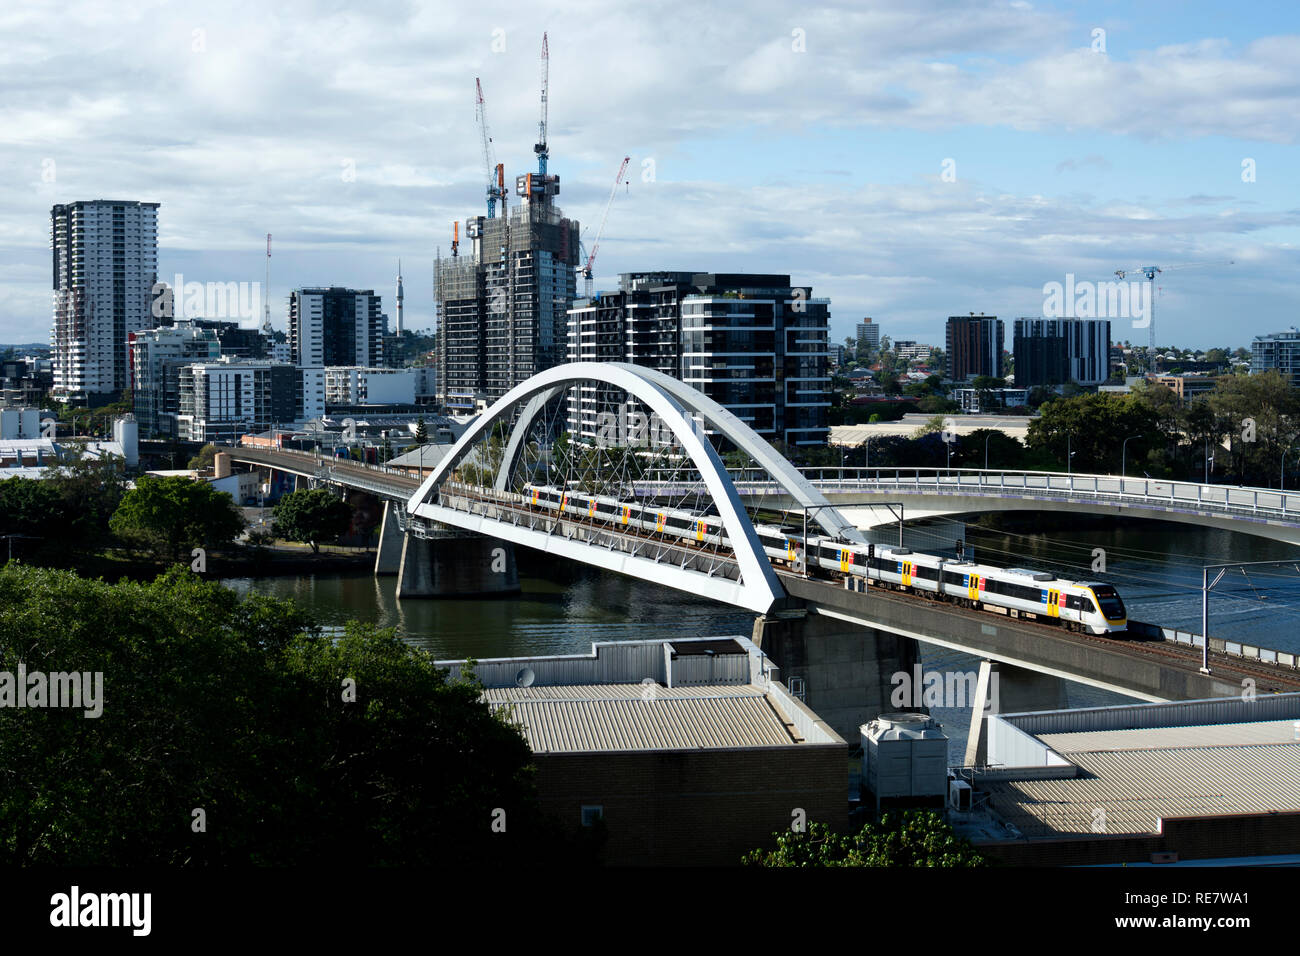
[1283,443,1298,491]
[984,432,992,471]
[1205,437,1214,484]
[862,436,870,471]
[1121,435,1139,478]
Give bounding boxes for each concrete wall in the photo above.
[752,609,921,745]
[535,745,847,866]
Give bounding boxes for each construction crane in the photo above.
[1113,260,1233,371]
[475,78,507,219]
[534,32,548,176]
[262,233,272,334]
[579,156,631,297]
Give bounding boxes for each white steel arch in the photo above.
[408,363,862,612]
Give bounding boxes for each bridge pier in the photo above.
[395,532,520,598]
[374,502,404,575]
[751,609,921,745]
[963,660,1069,767]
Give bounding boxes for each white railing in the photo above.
[636,466,1300,525]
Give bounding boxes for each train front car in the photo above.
[1081,582,1128,634]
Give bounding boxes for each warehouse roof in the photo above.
[485,683,805,753]
[978,695,1300,839]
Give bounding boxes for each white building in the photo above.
[51,200,159,404]
[324,367,416,406]
[177,359,313,443]
[129,323,222,438]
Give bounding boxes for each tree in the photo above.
[187,443,219,471]
[272,489,353,553]
[109,475,244,562]
[414,417,428,445]
[744,811,987,867]
[0,565,548,865]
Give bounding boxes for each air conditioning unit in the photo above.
[949,779,973,811]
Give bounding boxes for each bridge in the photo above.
[223,362,1300,743]
[636,468,1300,545]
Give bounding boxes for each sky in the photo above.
[2,0,1298,350]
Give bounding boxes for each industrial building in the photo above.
[565,272,831,446]
[50,199,160,405]
[438,635,846,866]
[945,315,1003,382]
[959,694,1300,865]
[1013,318,1111,388]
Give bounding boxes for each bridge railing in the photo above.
[636,465,1300,523]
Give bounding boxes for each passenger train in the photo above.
[521,482,1129,635]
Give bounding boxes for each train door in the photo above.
[900,561,913,587]
[696,520,707,542]
[967,574,982,601]
[1045,588,1061,618]
[840,548,854,573]
[621,506,631,526]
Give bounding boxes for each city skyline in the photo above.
[2,1,1298,350]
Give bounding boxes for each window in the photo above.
[580,805,603,827]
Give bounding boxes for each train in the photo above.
[520,482,1129,635]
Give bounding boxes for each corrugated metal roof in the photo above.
[486,683,804,753]
[1038,719,1300,753]
[983,744,1300,838]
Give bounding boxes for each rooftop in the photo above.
[978,694,1300,839]
[438,636,843,756]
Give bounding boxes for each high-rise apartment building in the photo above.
[856,318,880,352]
[177,360,311,443]
[945,315,1004,382]
[565,272,831,446]
[289,288,386,369]
[129,323,222,438]
[50,200,160,404]
[1252,328,1300,388]
[1013,318,1111,388]
[436,186,580,411]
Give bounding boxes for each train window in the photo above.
[1090,585,1126,619]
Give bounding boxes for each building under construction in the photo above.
[436,36,581,411]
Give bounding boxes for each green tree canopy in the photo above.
[0,565,545,865]
[109,475,244,562]
[744,811,987,867]
[187,443,219,471]
[272,488,352,553]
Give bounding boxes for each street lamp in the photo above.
[1121,435,1139,478]
[862,436,871,471]
[984,432,993,471]
[1205,437,1214,484]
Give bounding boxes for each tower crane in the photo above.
[475,78,507,218]
[1113,260,1233,372]
[579,156,631,298]
[534,32,548,176]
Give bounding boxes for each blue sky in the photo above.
[1,0,1297,350]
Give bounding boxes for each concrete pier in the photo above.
[964,660,1069,766]
[752,609,921,745]
[395,532,520,598]
[374,502,404,575]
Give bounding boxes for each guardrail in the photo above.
[637,466,1300,525]
[1128,620,1300,670]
